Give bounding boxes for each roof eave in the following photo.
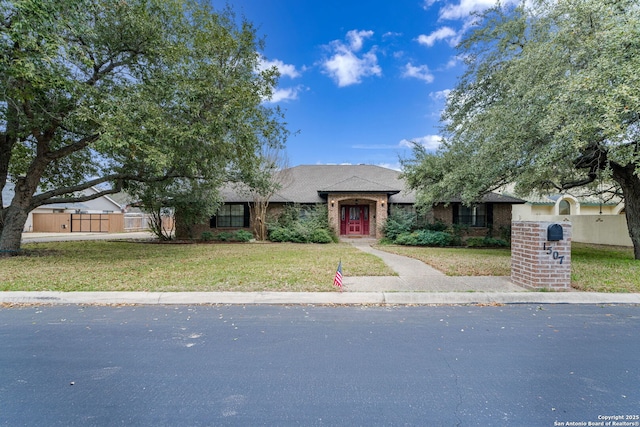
[317,190,401,197]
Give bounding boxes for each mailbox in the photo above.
[547,224,563,241]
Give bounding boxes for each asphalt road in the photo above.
[1,304,639,426]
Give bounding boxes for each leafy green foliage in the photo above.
[214,232,235,242]
[309,228,333,244]
[202,230,252,242]
[200,231,215,241]
[0,0,287,251]
[233,230,254,242]
[381,210,416,242]
[425,220,448,232]
[395,230,453,247]
[401,0,640,258]
[381,210,455,246]
[268,204,337,244]
[465,237,508,248]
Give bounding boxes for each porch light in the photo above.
[381,201,385,207]
[331,200,335,207]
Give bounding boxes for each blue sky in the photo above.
[218,0,510,169]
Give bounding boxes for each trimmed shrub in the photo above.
[309,228,333,244]
[466,237,509,248]
[268,227,291,242]
[395,230,453,247]
[267,204,337,244]
[424,220,448,232]
[200,231,214,241]
[415,230,453,247]
[234,230,254,242]
[215,231,234,242]
[395,232,418,246]
[381,210,415,242]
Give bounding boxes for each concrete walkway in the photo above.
[343,238,525,293]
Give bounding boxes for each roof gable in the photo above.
[275,164,413,203]
[318,175,400,194]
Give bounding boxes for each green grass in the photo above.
[0,241,395,292]
[570,244,640,292]
[375,243,640,293]
[375,245,512,276]
[2,240,639,293]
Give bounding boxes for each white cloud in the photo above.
[264,86,305,103]
[353,135,442,152]
[400,135,443,151]
[383,31,403,39]
[258,57,301,79]
[422,0,441,9]
[439,0,518,20]
[430,89,451,101]
[346,29,374,51]
[445,56,460,68]
[376,162,402,171]
[417,27,457,47]
[322,30,382,87]
[402,63,435,83]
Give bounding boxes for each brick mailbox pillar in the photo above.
[511,221,572,290]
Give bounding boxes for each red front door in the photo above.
[341,205,370,236]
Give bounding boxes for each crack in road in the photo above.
[443,356,463,427]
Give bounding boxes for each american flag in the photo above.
[333,260,343,291]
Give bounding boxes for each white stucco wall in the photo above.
[512,208,632,247]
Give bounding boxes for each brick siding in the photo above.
[511,221,572,290]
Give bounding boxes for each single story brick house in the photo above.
[188,164,525,239]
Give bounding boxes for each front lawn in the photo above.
[2,240,638,293]
[0,241,395,292]
[570,244,640,292]
[376,243,640,292]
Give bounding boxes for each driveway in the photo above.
[21,231,156,243]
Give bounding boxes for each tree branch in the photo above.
[44,181,124,207]
[29,171,202,210]
[560,175,597,190]
[45,133,101,161]
[30,174,125,208]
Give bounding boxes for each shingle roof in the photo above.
[318,176,401,194]
[219,165,524,205]
[273,164,414,203]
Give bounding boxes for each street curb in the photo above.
[2,291,640,305]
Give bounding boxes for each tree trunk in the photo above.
[0,205,29,255]
[250,201,268,241]
[612,164,640,260]
[0,174,42,254]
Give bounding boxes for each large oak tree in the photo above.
[402,0,640,258]
[0,0,287,252]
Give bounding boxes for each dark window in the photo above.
[455,203,488,227]
[214,204,247,228]
[559,200,571,215]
